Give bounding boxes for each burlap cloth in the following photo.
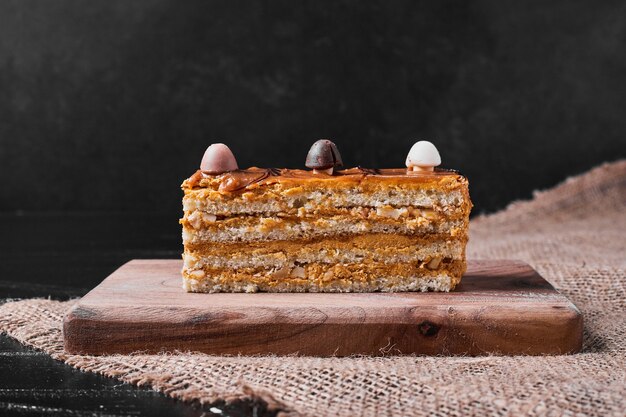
[2,161,625,416]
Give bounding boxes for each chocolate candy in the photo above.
[305,139,343,174]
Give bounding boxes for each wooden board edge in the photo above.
[63,259,585,356]
[62,300,585,357]
[63,301,97,354]
[562,302,584,354]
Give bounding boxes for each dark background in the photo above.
[1,0,625,216]
[0,1,625,416]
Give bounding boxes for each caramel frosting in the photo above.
[184,167,465,193]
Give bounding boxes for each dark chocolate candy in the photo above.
[305,139,343,170]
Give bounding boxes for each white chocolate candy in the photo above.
[405,140,441,172]
[200,143,238,174]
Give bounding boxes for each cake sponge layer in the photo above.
[182,215,467,243]
[182,260,465,293]
[183,234,466,270]
[184,274,457,293]
[183,188,468,216]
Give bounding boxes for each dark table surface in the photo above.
[0,212,275,417]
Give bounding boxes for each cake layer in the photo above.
[183,260,465,293]
[184,274,458,293]
[182,167,471,216]
[182,215,467,243]
[183,188,468,216]
[183,204,466,226]
[183,234,466,269]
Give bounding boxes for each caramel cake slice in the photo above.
[180,140,471,293]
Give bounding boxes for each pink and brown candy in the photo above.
[200,143,239,175]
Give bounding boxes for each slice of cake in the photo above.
[180,140,471,293]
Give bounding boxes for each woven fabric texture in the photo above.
[1,160,625,416]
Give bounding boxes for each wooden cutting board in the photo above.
[63,260,583,356]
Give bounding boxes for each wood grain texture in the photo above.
[63,260,583,356]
